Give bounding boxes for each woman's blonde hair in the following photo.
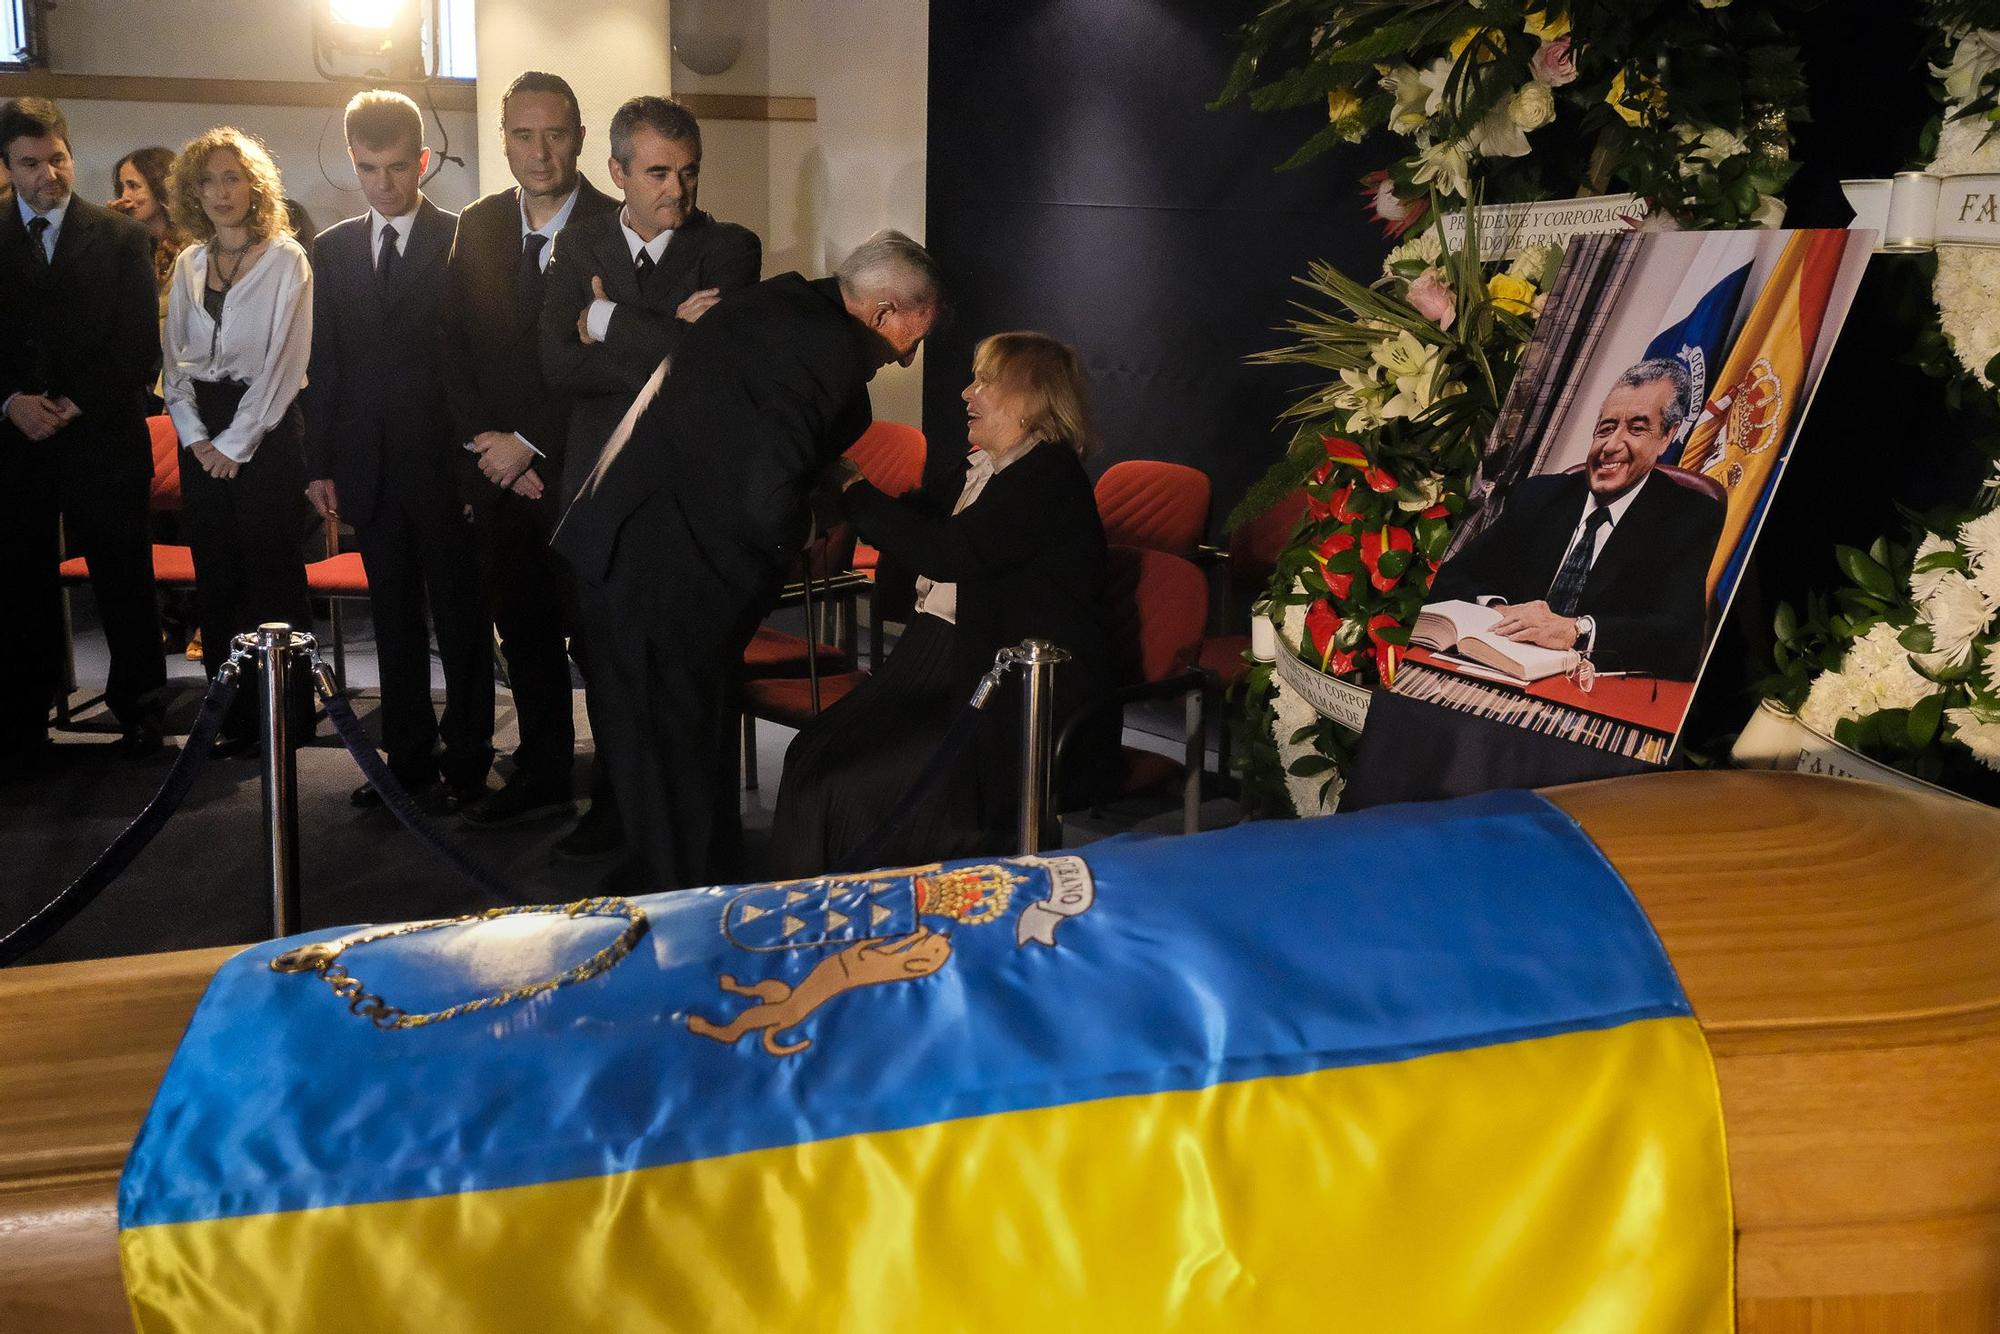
[971,331,1099,457]
[168,127,290,245]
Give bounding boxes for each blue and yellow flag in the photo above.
[120,790,1731,1331]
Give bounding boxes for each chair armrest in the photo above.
[773,569,873,608]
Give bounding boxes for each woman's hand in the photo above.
[190,439,239,480]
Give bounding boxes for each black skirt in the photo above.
[766,614,1002,879]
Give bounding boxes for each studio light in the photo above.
[312,0,429,81]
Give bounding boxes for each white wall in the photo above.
[32,0,481,236]
[673,0,928,424]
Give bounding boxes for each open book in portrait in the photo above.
[1410,600,1579,682]
[1345,225,1874,808]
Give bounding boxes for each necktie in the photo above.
[516,232,549,316]
[377,224,399,283]
[1547,504,1612,616]
[25,216,50,269]
[635,249,655,282]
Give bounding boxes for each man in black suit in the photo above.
[0,98,165,764]
[1428,358,1726,679]
[554,231,942,891]
[538,94,760,858]
[306,91,492,807]
[441,72,617,828]
[540,96,761,502]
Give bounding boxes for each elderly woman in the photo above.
[162,127,314,755]
[768,331,1119,876]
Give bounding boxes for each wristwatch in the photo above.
[1573,615,1596,652]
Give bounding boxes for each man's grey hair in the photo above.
[1615,356,1694,436]
[608,95,699,166]
[835,230,944,311]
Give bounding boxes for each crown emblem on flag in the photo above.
[912,865,1024,925]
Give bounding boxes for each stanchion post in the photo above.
[248,623,303,939]
[1015,639,1069,855]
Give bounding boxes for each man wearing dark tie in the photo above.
[0,97,166,765]
[306,91,491,808]
[555,232,943,892]
[1427,358,1725,679]
[538,94,759,859]
[440,72,617,827]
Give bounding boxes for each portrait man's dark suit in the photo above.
[555,272,873,891]
[538,205,760,501]
[1428,469,1725,679]
[305,196,493,792]
[0,195,165,755]
[439,175,616,800]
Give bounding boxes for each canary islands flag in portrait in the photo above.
[119,791,1734,1332]
[1643,229,1758,466]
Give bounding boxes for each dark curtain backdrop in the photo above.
[924,0,1390,532]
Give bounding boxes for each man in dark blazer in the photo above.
[306,90,491,806]
[0,97,165,764]
[441,72,617,828]
[554,231,943,892]
[1428,359,1726,680]
[539,95,761,505]
[537,94,759,858]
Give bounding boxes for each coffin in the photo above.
[2,770,1996,1331]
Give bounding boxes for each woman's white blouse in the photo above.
[162,235,313,463]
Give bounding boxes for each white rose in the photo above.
[1510,80,1556,132]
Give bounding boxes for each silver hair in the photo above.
[835,229,943,311]
[1615,356,1693,436]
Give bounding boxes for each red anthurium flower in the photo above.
[1325,643,1372,676]
[1367,613,1403,684]
[1327,484,1367,523]
[1305,599,1340,660]
[1419,503,1451,521]
[1315,531,1357,600]
[1321,436,1398,493]
[1359,526,1414,593]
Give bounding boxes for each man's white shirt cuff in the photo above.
[586,299,615,342]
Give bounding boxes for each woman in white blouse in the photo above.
[163,127,314,754]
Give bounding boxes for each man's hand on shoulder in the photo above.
[1489,600,1581,650]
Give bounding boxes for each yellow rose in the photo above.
[1524,10,1571,42]
[1487,272,1537,317]
[1326,87,1364,123]
[1448,27,1505,63]
[1605,68,1666,128]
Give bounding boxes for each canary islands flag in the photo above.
[119,790,1732,1332]
[1643,230,1758,466]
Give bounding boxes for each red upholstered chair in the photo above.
[1191,489,1308,790]
[1093,459,1211,556]
[843,421,927,669]
[1053,545,1209,838]
[56,417,197,723]
[305,519,369,692]
[737,525,869,789]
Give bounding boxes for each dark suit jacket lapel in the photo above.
[1580,472,1664,598]
[382,198,451,312]
[595,212,643,305]
[41,198,96,287]
[651,210,710,294]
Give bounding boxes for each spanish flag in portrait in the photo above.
[1680,228,1853,600]
[120,791,1733,1331]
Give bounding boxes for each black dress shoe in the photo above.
[114,721,166,759]
[211,735,260,761]
[462,776,575,828]
[552,803,625,860]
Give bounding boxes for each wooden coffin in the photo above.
[2,770,1997,1331]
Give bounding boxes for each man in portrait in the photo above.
[1426,357,1727,680]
